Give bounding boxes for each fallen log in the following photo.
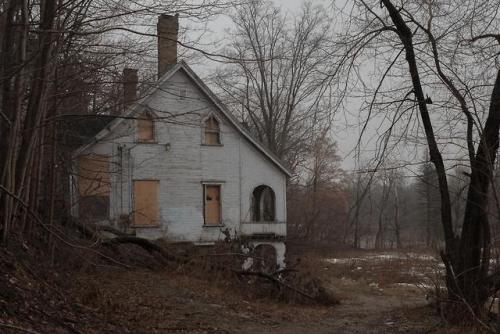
[102,236,177,262]
[69,218,127,239]
[98,225,128,237]
[233,269,318,302]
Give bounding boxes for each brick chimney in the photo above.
[157,14,179,78]
[123,68,138,109]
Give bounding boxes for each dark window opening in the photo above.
[251,185,275,222]
[252,244,277,272]
[79,196,109,220]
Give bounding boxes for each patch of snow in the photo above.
[324,252,439,265]
[392,282,437,290]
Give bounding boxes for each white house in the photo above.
[70,14,291,267]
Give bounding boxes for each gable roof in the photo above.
[74,61,292,177]
[59,114,118,150]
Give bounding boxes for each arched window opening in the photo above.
[137,113,154,142]
[252,185,275,222]
[204,116,221,145]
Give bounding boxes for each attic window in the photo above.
[137,113,154,142]
[179,87,187,99]
[204,116,221,145]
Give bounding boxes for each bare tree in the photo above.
[416,160,441,247]
[339,0,500,319]
[287,131,346,245]
[212,0,337,169]
[0,0,232,245]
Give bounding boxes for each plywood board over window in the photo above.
[137,113,154,142]
[204,185,221,225]
[78,154,110,196]
[133,180,159,226]
[77,154,110,219]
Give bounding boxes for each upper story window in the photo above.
[204,116,221,145]
[179,87,187,99]
[252,185,276,222]
[137,113,154,142]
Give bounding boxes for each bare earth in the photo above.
[70,250,442,333]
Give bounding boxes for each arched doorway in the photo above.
[253,244,277,272]
[252,185,275,222]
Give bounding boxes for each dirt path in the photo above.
[236,279,438,334]
[71,270,440,334]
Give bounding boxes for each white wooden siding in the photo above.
[77,69,287,242]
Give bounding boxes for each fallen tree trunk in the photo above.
[69,218,127,239]
[102,236,176,262]
[233,269,317,301]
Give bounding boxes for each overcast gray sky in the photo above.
[185,0,367,171]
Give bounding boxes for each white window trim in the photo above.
[201,113,223,146]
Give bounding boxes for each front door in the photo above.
[204,185,221,225]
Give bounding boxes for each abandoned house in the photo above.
[70,14,291,267]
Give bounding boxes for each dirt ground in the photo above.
[65,269,435,334]
[2,245,464,333]
[67,249,444,334]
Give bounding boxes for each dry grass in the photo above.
[296,249,444,288]
[71,268,335,333]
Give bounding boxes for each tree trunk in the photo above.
[379,0,494,316]
[453,69,500,314]
[394,184,402,249]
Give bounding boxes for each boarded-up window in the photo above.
[204,116,220,145]
[78,154,110,196]
[77,154,110,219]
[204,185,221,225]
[138,113,154,142]
[133,180,159,226]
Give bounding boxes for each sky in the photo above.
[184,0,366,171]
[179,0,474,176]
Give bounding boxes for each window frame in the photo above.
[202,115,223,146]
[136,112,156,143]
[179,87,187,100]
[251,185,276,223]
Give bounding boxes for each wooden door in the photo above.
[204,185,221,225]
[133,180,159,226]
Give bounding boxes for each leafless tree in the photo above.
[212,0,338,169]
[0,0,233,246]
[338,0,500,319]
[287,130,346,245]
